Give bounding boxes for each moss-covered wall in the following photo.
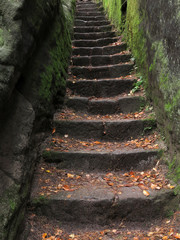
[126,0,180,183]
[95,0,180,183]
[0,0,75,239]
[96,0,125,32]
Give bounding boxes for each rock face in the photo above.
[98,0,180,181]
[0,0,75,239]
[126,0,180,179]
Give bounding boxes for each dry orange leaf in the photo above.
[107,182,114,186]
[42,233,47,238]
[162,236,168,240]
[67,173,74,178]
[52,128,56,134]
[94,141,102,145]
[167,184,175,189]
[62,185,75,192]
[143,190,150,197]
[174,233,180,239]
[138,184,149,190]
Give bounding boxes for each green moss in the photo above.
[168,155,180,195]
[0,28,4,47]
[125,0,149,91]
[96,0,125,33]
[32,195,49,206]
[0,184,20,239]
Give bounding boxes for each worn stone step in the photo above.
[72,54,131,66]
[74,25,112,33]
[72,43,127,56]
[75,19,110,26]
[67,78,135,97]
[70,63,134,79]
[53,119,156,141]
[66,95,145,114]
[31,185,175,225]
[76,3,97,8]
[76,11,103,17]
[74,31,116,40]
[43,149,160,172]
[76,7,104,13]
[72,37,119,47]
[75,16,106,21]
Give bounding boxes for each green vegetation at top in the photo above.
[0,28,4,47]
[96,0,126,33]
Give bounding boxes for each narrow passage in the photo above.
[21,0,179,239]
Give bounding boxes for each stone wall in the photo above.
[95,0,126,32]
[0,0,75,239]
[126,0,180,183]
[96,0,180,184]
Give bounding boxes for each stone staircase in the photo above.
[23,0,177,239]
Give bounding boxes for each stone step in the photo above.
[76,3,97,8]
[76,11,103,17]
[66,95,145,114]
[75,19,110,26]
[74,31,116,40]
[67,78,135,97]
[74,25,112,33]
[72,43,127,56]
[53,119,156,141]
[72,37,119,47]
[71,54,131,66]
[43,148,160,172]
[31,185,175,225]
[70,63,134,79]
[76,7,104,12]
[75,16,106,21]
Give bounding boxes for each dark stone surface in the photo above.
[76,11,103,16]
[0,0,75,239]
[66,95,144,114]
[71,63,134,79]
[31,185,176,225]
[54,119,156,141]
[67,78,135,97]
[76,15,106,21]
[126,0,180,169]
[72,43,127,56]
[73,37,118,47]
[72,54,131,66]
[74,31,115,40]
[44,149,159,171]
[74,25,112,33]
[75,20,110,26]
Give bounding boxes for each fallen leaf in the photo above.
[174,233,180,239]
[52,128,56,134]
[107,182,114,186]
[138,184,149,190]
[143,190,150,197]
[167,184,175,189]
[69,233,75,239]
[67,173,74,178]
[42,233,47,238]
[94,141,102,145]
[162,236,168,240]
[63,185,75,192]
